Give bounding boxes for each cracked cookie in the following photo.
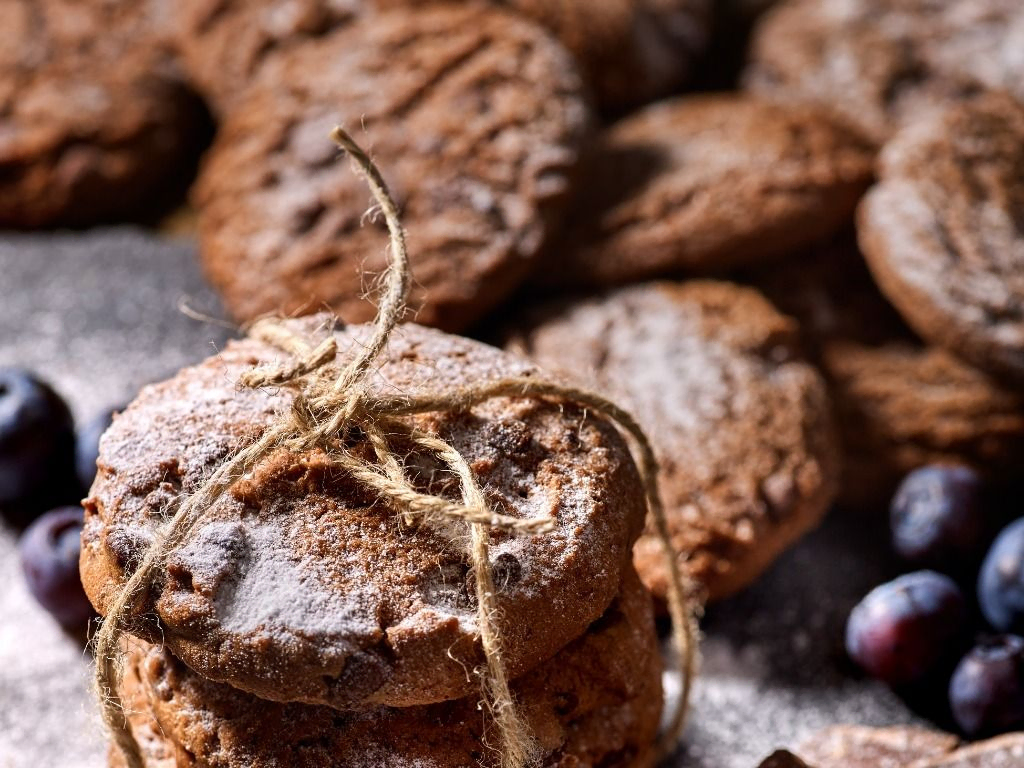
[506,281,839,602]
[744,0,1024,144]
[0,0,203,227]
[111,568,661,768]
[858,92,1024,384]
[539,95,873,288]
[194,4,590,332]
[81,316,646,710]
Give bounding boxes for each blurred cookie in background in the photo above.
[744,0,1024,144]
[538,95,874,288]
[194,4,590,331]
[0,0,205,228]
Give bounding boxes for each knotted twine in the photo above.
[95,127,701,768]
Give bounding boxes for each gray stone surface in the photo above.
[0,228,925,767]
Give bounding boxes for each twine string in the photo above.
[95,128,700,768]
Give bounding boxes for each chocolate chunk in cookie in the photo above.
[0,0,203,227]
[194,4,590,332]
[859,92,1024,384]
[540,95,873,288]
[506,281,839,601]
[744,0,1024,144]
[82,317,646,709]
[113,568,661,768]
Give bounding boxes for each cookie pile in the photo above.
[81,317,666,767]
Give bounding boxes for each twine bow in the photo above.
[95,127,701,768]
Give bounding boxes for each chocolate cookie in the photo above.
[506,281,839,601]
[540,95,874,288]
[113,568,661,768]
[81,317,646,709]
[858,92,1024,384]
[744,0,1024,144]
[746,237,1024,507]
[193,4,589,332]
[0,0,202,227]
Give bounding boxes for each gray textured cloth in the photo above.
[0,229,922,767]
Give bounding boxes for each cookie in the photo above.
[112,568,661,768]
[796,725,960,768]
[0,0,202,227]
[506,281,839,602]
[746,237,1024,507]
[744,0,1024,144]
[858,92,1024,384]
[540,95,874,288]
[193,4,589,332]
[81,316,646,710]
[501,0,711,111]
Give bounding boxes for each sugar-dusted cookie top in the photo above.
[508,281,839,601]
[859,92,1024,384]
[114,568,661,768]
[82,317,646,709]
[194,4,590,332]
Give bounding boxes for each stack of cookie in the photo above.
[82,318,665,767]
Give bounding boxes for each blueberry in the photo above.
[979,518,1024,632]
[75,406,120,491]
[890,465,986,572]
[950,635,1024,737]
[0,368,75,509]
[846,571,967,686]
[18,506,95,628]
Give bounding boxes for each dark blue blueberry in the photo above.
[18,506,95,628]
[0,368,75,509]
[846,571,967,686]
[950,635,1024,737]
[75,406,121,491]
[890,465,986,572]
[979,518,1024,632]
